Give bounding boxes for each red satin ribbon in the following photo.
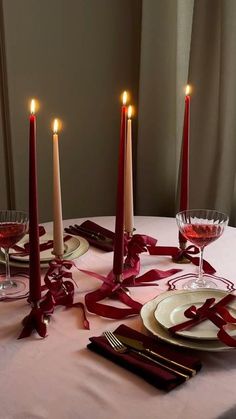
[41,259,89,329]
[83,234,182,319]
[20,230,214,335]
[169,294,236,347]
[18,306,47,339]
[148,244,216,274]
[19,258,89,338]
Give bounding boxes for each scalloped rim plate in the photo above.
[140,290,235,351]
[154,290,236,340]
[0,235,89,268]
[9,234,80,262]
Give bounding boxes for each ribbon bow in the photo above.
[148,244,216,274]
[41,258,89,329]
[19,258,89,339]
[83,234,181,319]
[169,294,236,347]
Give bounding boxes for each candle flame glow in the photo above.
[30,99,36,114]
[185,85,190,95]
[122,91,128,105]
[128,105,132,119]
[53,119,59,134]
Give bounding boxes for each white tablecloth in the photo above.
[1,216,236,419]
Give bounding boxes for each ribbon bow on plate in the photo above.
[169,293,236,347]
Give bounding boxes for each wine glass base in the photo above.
[0,278,26,296]
[183,277,217,290]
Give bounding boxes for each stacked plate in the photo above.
[0,233,89,269]
[141,289,236,351]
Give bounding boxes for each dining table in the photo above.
[0,215,236,419]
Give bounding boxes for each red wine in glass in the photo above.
[176,209,229,289]
[181,224,223,248]
[0,223,27,249]
[0,211,28,296]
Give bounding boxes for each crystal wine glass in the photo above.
[176,209,229,289]
[0,210,28,295]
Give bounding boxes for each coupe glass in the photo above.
[0,210,28,295]
[176,209,229,290]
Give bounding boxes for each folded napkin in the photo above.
[87,324,202,391]
[65,220,114,252]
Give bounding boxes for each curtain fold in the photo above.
[189,0,236,225]
[136,0,236,226]
[136,0,193,216]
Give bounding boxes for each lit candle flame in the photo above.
[53,119,59,134]
[122,91,128,105]
[30,99,36,114]
[128,105,132,119]
[185,85,190,95]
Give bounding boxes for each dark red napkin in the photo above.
[87,324,202,391]
[65,220,114,252]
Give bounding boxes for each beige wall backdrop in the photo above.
[2,0,236,225]
[1,0,141,221]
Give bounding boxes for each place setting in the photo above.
[0,216,89,300]
[7,232,88,268]
[140,289,236,353]
[91,286,236,391]
[88,208,236,391]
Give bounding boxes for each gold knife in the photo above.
[115,334,197,377]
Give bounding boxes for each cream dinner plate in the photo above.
[154,290,236,341]
[0,235,89,268]
[10,234,80,262]
[140,290,235,352]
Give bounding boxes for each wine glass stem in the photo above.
[197,246,205,286]
[5,248,11,281]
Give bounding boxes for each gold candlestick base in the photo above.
[115,274,122,284]
[125,227,136,240]
[126,231,133,240]
[22,301,51,326]
[113,273,130,296]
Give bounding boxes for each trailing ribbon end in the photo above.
[83,234,181,320]
[148,244,216,274]
[18,306,47,339]
[70,302,90,330]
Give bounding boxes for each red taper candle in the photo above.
[29,99,41,303]
[179,85,190,247]
[113,91,127,282]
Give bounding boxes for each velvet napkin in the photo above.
[87,324,202,391]
[65,220,114,252]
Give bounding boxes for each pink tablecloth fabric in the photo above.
[0,216,236,419]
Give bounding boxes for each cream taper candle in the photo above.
[113,91,127,280]
[52,119,64,257]
[124,105,134,236]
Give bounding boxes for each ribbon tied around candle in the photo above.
[83,234,182,319]
[19,257,89,338]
